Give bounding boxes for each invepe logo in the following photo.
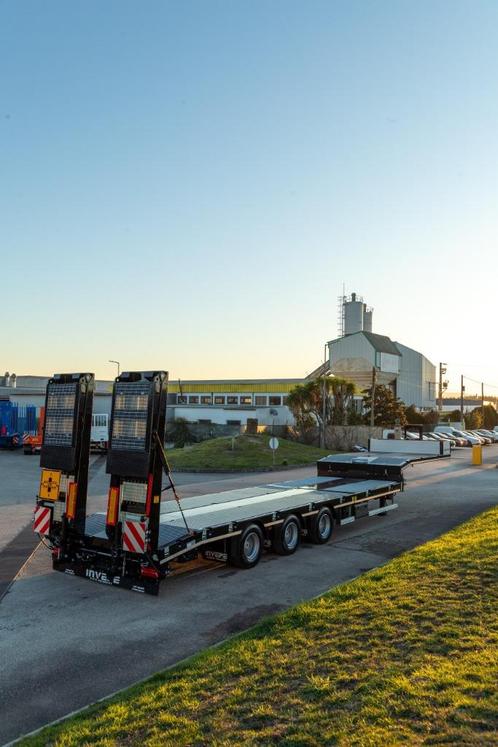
[86,569,111,584]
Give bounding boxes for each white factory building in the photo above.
[327,293,437,410]
[0,374,300,428]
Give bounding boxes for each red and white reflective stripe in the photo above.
[34,506,51,536]
[122,520,146,554]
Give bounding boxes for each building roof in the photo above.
[361,332,400,356]
[328,331,400,357]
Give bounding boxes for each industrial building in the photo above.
[0,374,301,428]
[1,294,437,426]
[327,294,437,410]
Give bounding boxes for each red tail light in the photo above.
[140,565,159,579]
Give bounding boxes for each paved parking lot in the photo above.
[1,447,498,744]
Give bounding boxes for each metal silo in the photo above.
[344,293,365,335]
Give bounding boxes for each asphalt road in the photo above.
[0,450,276,550]
[1,448,498,744]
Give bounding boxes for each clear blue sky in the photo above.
[1,0,497,394]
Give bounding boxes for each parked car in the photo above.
[436,428,475,446]
[475,429,498,443]
[451,429,482,446]
[405,431,430,441]
[466,430,491,444]
[428,432,458,447]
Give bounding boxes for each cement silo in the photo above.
[344,293,364,334]
[363,308,373,332]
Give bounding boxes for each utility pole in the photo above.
[438,362,447,414]
[370,366,377,428]
[321,343,327,449]
[460,375,465,425]
[482,382,485,427]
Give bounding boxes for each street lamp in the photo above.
[109,360,120,377]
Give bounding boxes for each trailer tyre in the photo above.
[308,508,334,544]
[229,524,263,569]
[273,515,301,555]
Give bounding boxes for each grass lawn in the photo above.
[22,506,498,746]
[166,434,332,471]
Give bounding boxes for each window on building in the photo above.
[201,396,212,405]
[188,395,199,404]
[240,396,252,405]
[178,395,187,404]
[227,419,241,426]
[269,396,282,406]
[254,395,267,406]
[282,396,288,405]
[227,396,238,405]
[214,395,225,405]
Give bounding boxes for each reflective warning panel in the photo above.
[44,382,78,447]
[39,469,62,501]
[110,380,151,452]
[107,371,168,480]
[40,373,95,473]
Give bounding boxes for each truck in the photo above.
[90,413,109,453]
[0,402,37,450]
[23,407,45,455]
[33,371,450,595]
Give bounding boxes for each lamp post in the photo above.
[109,360,120,378]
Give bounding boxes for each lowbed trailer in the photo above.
[34,370,450,595]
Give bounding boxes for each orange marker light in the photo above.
[106,486,120,526]
[66,482,78,520]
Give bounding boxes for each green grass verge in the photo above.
[166,434,331,471]
[22,507,498,746]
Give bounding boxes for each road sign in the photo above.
[269,437,279,451]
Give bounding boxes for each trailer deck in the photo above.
[80,473,402,567]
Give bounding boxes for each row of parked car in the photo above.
[405,426,498,447]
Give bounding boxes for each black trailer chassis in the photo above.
[48,451,433,595]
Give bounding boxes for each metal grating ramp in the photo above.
[84,513,107,538]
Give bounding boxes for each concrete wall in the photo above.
[324,425,384,451]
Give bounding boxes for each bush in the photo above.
[166,418,196,449]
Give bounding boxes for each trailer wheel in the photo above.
[273,515,301,555]
[229,524,263,569]
[308,508,334,544]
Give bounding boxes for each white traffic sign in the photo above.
[269,437,279,451]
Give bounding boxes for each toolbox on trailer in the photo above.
[34,371,450,596]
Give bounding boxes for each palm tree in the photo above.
[287,376,356,430]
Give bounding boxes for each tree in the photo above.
[464,408,483,430]
[167,418,196,448]
[405,405,439,426]
[362,385,407,427]
[481,405,498,430]
[328,377,357,425]
[286,376,357,431]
